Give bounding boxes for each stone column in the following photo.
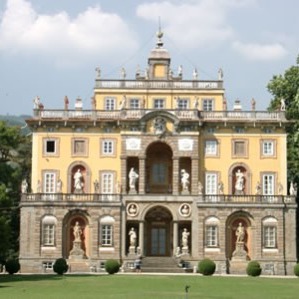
[172,157,179,195]
[191,157,199,195]
[173,221,179,256]
[139,157,146,195]
[138,221,144,256]
[121,205,127,258]
[121,157,127,194]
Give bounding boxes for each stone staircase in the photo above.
[140,257,186,273]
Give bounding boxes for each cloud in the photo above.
[136,0,255,49]
[232,41,288,61]
[0,0,138,66]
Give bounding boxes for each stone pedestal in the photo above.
[232,242,247,261]
[181,190,190,195]
[128,246,136,255]
[69,240,84,260]
[129,188,137,195]
[181,247,189,255]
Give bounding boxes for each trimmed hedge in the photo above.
[197,258,216,276]
[246,261,262,277]
[105,259,120,274]
[5,259,20,275]
[53,258,68,275]
[294,263,299,277]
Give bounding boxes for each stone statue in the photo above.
[198,181,203,195]
[222,97,227,111]
[21,179,28,193]
[192,68,198,80]
[255,182,261,195]
[36,180,41,193]
[57,179,62,193]
[73,221,82,242]
[218,182,224,194]
[115,181,121,194]
[128,168,139,191]
[95,67,101,78]
[129,227,137,247]
[121,67,126,79]
[178,65,183,77]
[193,97,199,109]
[280,98,286,111]
[91,96,96,110]
[74,169,83,193]
[181,169,190,192]
[182,228,190,248]
[289,181,297,196]
[180,204,190,216]
[64,96,69,110]
[218,68,223,80]
[235,223,245,243]
[154,117,166,136]
[235,169,244,194]
[251,98,256,111]
[128,204,137,216]
[33,96,40,109]
[119,95,126,110]
[94,179,99,193]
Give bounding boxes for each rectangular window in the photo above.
[202,98,214,111]
[205,140,217,156]
[101,224,113,246]
[105,97,115,110]
[206,226,218,247]
[43,224,55,246]
[205,173,217,195]
[154,99,165,109]
[43,172,56,193]
[262,174,275,195]
[102,140,114,155]
[263,226,276,248]
[262,141,274,156]
[46,140,56,153]
[74,140,86,155]
[130,98,140,109]
[232,140,248,157]
[43,138,59,156]
[178,98,189,109]
[101,173,113,194]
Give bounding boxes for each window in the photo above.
[43,172,56,193]
[130,98,140,109]
[101,172,114,194]
[42,262,54,270]
[206,226,218,247]
[205,140,217,156]
[42,216,57,246]
[101,225,113,246]
[263,226,277,248]
[72,138,88,156]
[205,173,217,195]
[154,98,165,109]
[99,216,115,247]
[202,98,214,111]
[177,98,189,109]
[101,139,115,155]
[262,174,275,195]
[234,127,245,133]
[232,140,248,157]
[262,140,275,157]
[43,138,59,156]
[105,97,116,110]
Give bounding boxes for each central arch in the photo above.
[145,141,173,194]
[144,206,173,256]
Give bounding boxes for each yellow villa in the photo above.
[19,29,297,275]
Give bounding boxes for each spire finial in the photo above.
[156,16,163,48]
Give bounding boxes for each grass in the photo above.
[0,274,298,299]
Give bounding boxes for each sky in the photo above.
[0,0,298,115]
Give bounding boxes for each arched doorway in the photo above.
[146,142,173,194]
[145,206,173,256]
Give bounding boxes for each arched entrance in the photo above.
[145,206,173,256]
[146,142,173,194]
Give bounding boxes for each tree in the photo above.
[0,121,31,262]
[267,56,299,182]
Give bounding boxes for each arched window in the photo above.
[99,216,115,247]
[42,216,57,246]
[262,217,278,249]
[205,217,220,248]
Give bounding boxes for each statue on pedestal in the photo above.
[69,221,85,259]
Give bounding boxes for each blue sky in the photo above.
[0,0,298,115]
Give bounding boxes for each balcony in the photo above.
[20,193,296,205]
[31,109,286,123]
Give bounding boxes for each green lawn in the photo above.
[0,274,298,299]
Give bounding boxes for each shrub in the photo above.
[105,259,120,274]
[197,258,216,276]
[294,263,299,277]
[5,259,20,275]
[246,261,262,277]
[53,258,68,275]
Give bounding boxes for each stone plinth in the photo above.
[69,240,84,259]
[181,247,189,255]
[128,246,136,255]
[232,242,247,261]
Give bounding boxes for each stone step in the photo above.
[140,257,186,273]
